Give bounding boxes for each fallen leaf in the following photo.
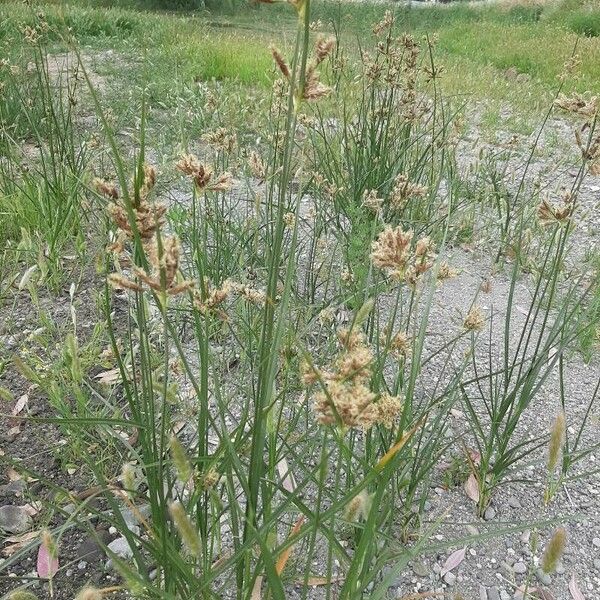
[464,473,480,503]
[37,539,58,578]
[94,368,120,386]
[6,467,22,482]
[12,394,28,416]
[7,425,21,437]
[23,501,42,516]
[2,530,40,556]
[440,547,466,576]
[569,574,585,600]
[275,515,305,575]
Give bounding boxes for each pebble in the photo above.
[484,506,496,520]
[479,584,488,600]
[443,571,456,586]
[507,496,521,509]
[78,561,87,570]
[513,562,527,575]
[593,558,600,571]
[411,560,429,577]
[76,530,110,561]
[467,524,480,536]
[487,586,500,600]
[0,480,26,498]
[592,537,600,548]
[535,568,551,586]
[0,505,33,533]
[107,537,134,560]
[500,591,510,600]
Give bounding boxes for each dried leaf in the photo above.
[7,425,21,437]
[440,547,466,576]
[23,501,42,516]
[6,467,22,482]
[94,368,120,385]
[2,530,40,556]
[37,541,58,578]
[464,473,480,503]
[12,394,28,416]
[275,515,305,575]
[569,574,585,600]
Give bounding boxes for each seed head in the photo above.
[344,489,372,522]
[169,501,201,557]
[271,45,291,79]
[93,177,119,200]
[170,435,193,484]
[74,588,103,600]
[547,411,565,473]
[464,306,485,332]
[541,527,567,574]
[377,393,403,429]
[371,225,413,280]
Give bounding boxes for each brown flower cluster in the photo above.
[370,225,437,285]
[193,279,267,319]
[554,93,598,119]
[537,190,575,227]
[202,128,237,154]
[463,305,485,332]
[303,328,402,430]
[271,36,336,103]
[390,174,428,209]
[98,166,194,297]
[176,154,232,192]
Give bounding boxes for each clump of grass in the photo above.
[2,1,600,598]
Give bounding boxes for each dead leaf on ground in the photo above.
[440,547,466,576]
[2,530,40,556]
[94,368,121,386]
[12,394,28,416]
[37,539,59,578]
[464,473,480,503]
[569,574,585,600]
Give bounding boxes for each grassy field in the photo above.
[0,1,599,599]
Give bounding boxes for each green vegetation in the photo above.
[0,1,599,599]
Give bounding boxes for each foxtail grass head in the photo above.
[541,527,567,574]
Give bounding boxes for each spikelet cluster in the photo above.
[389,174,428,209]
[74,588,102,600]
[547,411,565,473]
[271,36,335,103]
[169,501,201,557]
[541,527,567,574]
[100,166,194,297]
[537,191,575,227]
[193,279,267,320]
[304,327,402,430]
[176,153,232,192]
[202,128,237,154]
[370,225,436,285]
[554,93,598,119]
[463,305,485,332]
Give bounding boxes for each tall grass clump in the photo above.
[3,1,600,599]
